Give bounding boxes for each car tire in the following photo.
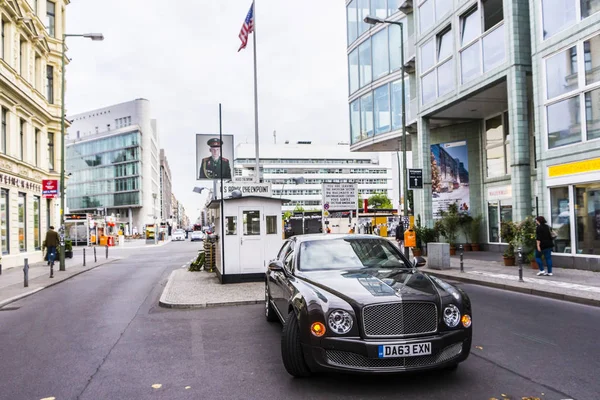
[281,311,311,378]
[265,284,278,322]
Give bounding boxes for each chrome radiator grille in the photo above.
[326,342,463,370]
[362,302,437,337]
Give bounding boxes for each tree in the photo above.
[431,151,442,193]
[283,211,293,220]
[293,205,305,213]
[367,193,393,209]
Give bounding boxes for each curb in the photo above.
[0,258,119,309]
[426,271,600,308]
[158,270,263,309]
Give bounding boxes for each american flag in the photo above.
[238,2,255,52]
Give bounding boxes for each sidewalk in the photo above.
[0,252,119,308]
[422,251,600,307]
[159,250,600,309]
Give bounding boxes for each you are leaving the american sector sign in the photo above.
[322,183,358,211]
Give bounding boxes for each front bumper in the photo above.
[302,329,471,374]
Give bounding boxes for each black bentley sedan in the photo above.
[265,234,472,377]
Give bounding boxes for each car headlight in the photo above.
[443,304,461,328]
[327,310,353,334]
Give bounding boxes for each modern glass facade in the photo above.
[66,131,142,210]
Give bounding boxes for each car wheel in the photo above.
[281,311,311,378]
[265,283,278,322]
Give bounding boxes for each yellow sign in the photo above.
[323,210,330,217]
[548,158,600,178]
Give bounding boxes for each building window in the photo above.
[226,216,237,235]
[34,196,41,250]
[0,189,8,254]
[34,54,42,90]
[347,0,358,45]
[545,33,600,148]
[1,18,6,60]
[242,210,261,235]
[485,113,511,177]
[360,92,373,138]
[574,182,600,255]
[48,132,55,170]
[358,0,370,37]
[19,119,25,160]
[550,186,571,253]
[1,107,6,154]
[266,216,278,234]
[488,200,513,243]
[19,37,26,76]
[418,0,435,33]
[389,21,406,72]
[372,28,389,80]
[18,193,26,252]
[46,65,54,103]
[420,27,455,104]
[542,0,600,39]
[349,48,359,94]
[350,99,361,144]
[459,2,505,84]
[46,1,55,37]
[391,78,409,130]
[358,39,372,88]
[373,84,390,135]
[388,0,401,15]
[35,129,39,166]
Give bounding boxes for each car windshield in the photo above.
[298,238,408,271]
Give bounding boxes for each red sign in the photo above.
[42,179,59,198]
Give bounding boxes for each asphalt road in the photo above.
[1,242,598,400]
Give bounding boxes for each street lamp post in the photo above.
[59,33,104,271]
[364,15,409,258]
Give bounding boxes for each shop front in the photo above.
[485,184,513,251]
[546,157,600,271]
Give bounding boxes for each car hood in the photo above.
[297,268,442,305]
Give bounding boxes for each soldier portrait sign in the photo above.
[196,134,234,181]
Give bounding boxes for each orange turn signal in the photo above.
[461,314,472,328]
[310,322,326,337]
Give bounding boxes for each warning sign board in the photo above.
[322,183,358,211]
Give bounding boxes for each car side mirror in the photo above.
[413,256,427,268]
[268,260,284,272]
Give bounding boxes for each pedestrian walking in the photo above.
[535,216,554,276]
[395,222,405,253]
[44,226,60,268]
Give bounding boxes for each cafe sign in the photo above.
[220,182,272,198]
[0,173,42,193]
[42,179,59,198]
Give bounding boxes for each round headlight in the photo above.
[328,310,353,334]
[443,304,461,328]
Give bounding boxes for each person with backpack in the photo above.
[535,216,554,276]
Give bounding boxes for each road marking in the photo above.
[467,271,600,293]
[511,332,557,346]
[151,384,162,389]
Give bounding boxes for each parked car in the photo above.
[265,234,473,377]
[190,231,204,242]
[172,229,186,241]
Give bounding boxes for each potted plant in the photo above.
[468,214,483,251]
[513,216,537,268]
[500,221,517,266]
[437,203,460,255]
[65,239,73,259]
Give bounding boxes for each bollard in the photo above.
[459,245,464,273]
[94,247,97,263]
[518,246,524,282]
[0,262,2,275]
[50,251,54,278]
[105,245,108,259]
[83,248,86,267]
[23,258,29,287]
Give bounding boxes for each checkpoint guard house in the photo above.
[207,182,287,283]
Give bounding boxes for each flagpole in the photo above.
[252,1,260,183]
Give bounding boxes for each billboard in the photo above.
[322,183,358,211]
[42,179,59,199]
[431,140,470,216]
[196,134,234,181]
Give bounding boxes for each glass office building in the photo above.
[346,0,600,269]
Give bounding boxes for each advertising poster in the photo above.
[196,134,234,181]
[431,140,470,216]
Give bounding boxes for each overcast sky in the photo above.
[65,0,349,222]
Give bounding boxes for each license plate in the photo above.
[378,342,432,358]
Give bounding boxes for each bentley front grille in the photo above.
[362,302,438,338]
[325,343,463,370]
